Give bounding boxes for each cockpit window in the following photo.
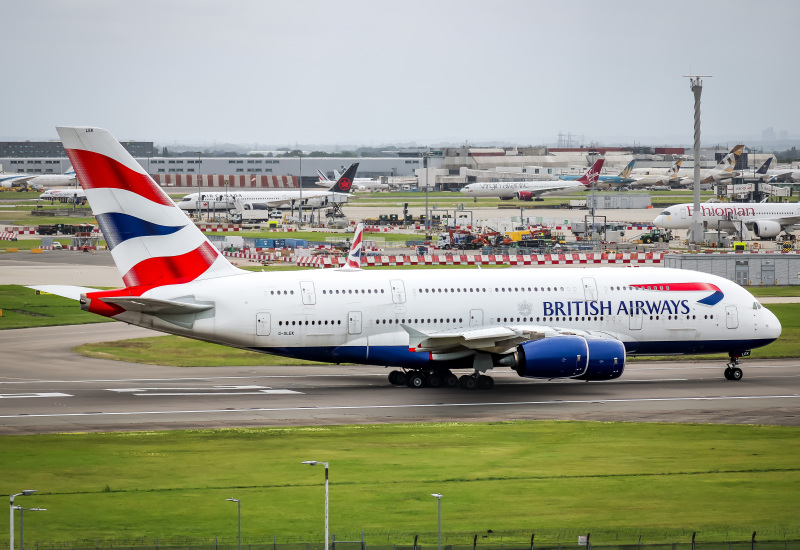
[753,302,762,310]
[660,210,671,215]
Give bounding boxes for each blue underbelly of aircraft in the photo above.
[254,338,776,367]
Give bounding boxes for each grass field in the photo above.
[1,421,798,545]
[0,285,111,329]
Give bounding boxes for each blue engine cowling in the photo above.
[575,339,626,380]
[513,336,589,379]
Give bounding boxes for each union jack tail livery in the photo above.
[56,127,241,316]
[576,159,605,187]
[345,222,365,269]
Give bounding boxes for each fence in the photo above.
[25,531,800,550]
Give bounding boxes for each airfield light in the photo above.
[302,461,329,550]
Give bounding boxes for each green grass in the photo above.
[1,421,798,544]
[746,286,800,297]
[0,285,111,329]
[1,238,72,251]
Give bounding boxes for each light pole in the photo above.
[10,490,37,550]
[16,507,46,550]
[302,461,329,550]
[684,75,712,244]
[226,498,241,550]
[298,151,303,228]
[195,151,203,221]
[431,493,442,550]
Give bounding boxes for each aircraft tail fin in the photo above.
[56,126,241,290]
[619,160,635,178]
[317,169,331,183]
[328,162,359,194]
[718,144,745,171]
[345,222,365,269]
[756,157,773,175]
[576,159,605,187]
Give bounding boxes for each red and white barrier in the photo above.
[295,252,664,269]
[3,226,37,235]
[1,231,18,241]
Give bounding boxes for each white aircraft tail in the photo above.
[344,222,365,269]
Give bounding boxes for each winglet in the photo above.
[345,222,365,269]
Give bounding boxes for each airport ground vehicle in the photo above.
[639,229,673,244]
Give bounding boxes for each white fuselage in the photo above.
[460,179,583,199]
[28,174,78,188]
[654,202,800,234]
[114,266,779,367]
[178,189,350,211]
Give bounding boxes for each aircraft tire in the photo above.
[388,370,405,385]
[459,375,477,390]
[477,375,494,389]
[426,372,442,388]
[443,371,459,388]
[729,367,743,381]
[407,372,426,388]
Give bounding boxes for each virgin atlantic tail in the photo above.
[576,159,605,187]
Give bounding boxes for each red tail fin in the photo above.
[576,159,605,187]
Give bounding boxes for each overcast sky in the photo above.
[2,0,797,148]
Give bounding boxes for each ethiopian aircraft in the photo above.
[32,127,781,389]
[177,163,358,212]
[460,159,604,201]
[654,200,800,240]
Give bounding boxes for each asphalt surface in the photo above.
[1,322,799,434]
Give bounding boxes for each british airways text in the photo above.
[543,300,691,316]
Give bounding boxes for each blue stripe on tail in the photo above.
[96,212,186,249]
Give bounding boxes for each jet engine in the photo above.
[575,339,626,380]
[504,337,626,380]
[515,190,534,201]
[752,220,781,239]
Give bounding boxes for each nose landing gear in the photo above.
[724,354,743,381]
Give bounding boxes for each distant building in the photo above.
[0,140,154,158]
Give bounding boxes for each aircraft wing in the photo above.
[401,323,624,355]
[100,296,214,315]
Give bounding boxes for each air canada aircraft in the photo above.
[32,127,781,389]
[177,163,358,212]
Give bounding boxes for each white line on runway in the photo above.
[0,393,72,399]
[0,394,797,418]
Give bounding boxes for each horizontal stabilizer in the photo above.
[27,285,102,301]
[99,296,214,315]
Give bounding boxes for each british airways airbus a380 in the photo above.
[32,127,781,389]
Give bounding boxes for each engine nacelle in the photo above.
[512,336,589,379]
[752,220,781,239]
[574,339,626,381]
[515,190,534,201]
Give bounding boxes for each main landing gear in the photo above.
[388,369,494,390]
[724,354,743,381]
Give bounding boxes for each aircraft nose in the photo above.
[760,307,782,342]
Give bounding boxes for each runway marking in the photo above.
[106,385,301,396]
[0,394,797,419]
[0,393,72,399]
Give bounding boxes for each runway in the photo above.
[1,323,798,434]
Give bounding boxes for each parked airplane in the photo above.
[30,127,782,387]
[0,173,37,189]
[677,145,744,186]
[629,159,684,188]
[39,187,86,203]
[28,167,77,189]
[318,169,389,191]
[177,163,358,212]
[560,160,636,186]
[460,159,604,201]
[653,200,800,240]
[747,158,800,183]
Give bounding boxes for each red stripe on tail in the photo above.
[66,148,174,207]
[122,242,220,287]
